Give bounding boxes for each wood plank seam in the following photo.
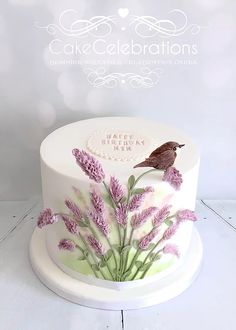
[121,310,125,330]
[0,201,39,244]
[200,200,236,232]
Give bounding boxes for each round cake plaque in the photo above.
[87,130,154,161]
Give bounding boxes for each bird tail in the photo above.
[133,160,152,168]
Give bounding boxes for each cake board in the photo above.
[29,227,203,310]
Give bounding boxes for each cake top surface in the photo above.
[40,117,199,181]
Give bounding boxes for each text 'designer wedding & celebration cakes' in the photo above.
[30,117,202,309]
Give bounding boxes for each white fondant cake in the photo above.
[38,117,200,291]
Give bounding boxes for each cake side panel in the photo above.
[41,154,200,285]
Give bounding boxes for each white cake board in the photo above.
[29,227,203,310]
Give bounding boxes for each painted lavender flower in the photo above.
[58,239,76,251]
[131,207,157,229]
[72,149,105,183]
[62,215,79,235]
[144,186,154,193]
[139,229,158,250]
[163,166,183,190]
[37,208,57,228]
[39,142,196,282]
[87,235,105,257]
[153,204,172,227]
[109,176,124,203]
[129,193,145,212]
[129,186,154,212]
[65,199,82,220]
[89,210,109,237]
[162,223,179,240]
[163,244,180,257]
[176,209,197,223]
[115,203,127,228]
[91,190,105,215]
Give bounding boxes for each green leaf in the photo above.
[146,243,156,251]
[140,261,153,272]
[120,196,127,203]
[132,188,146,195]
[77,255,86,261]
[77,221,88,228]
[84,217,90,225]
[165,219,173,226]
[135,260,143,268]
[112,244,122,253]
[121,270,132,280]
[121,245,132,254]
[104,194,114,208]
[128,175,135,189]
[149,252,155,261]
[104,249,113,261]
[153,254,161,261]
[95,253,103,259]
[91,264,100,272]
[132,240,139,249]
[98,260,106,268]
[83,250,89,258]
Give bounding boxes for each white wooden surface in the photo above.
[0,199,235,330]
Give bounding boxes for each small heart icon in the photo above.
[118,8,129,18]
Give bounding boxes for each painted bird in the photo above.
[133,141,185,170]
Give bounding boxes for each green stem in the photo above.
[126,249,141,273]
[122,228,134,274]
[106,237,118,277]
[104,257,114,280]
[132,238,163,280]
[140,252,162,279]
[140,264,152,279]
[123,227,127,246]
[128,228,134,245]
[88,223,116,281]
[103,181,122,246]
[124,169,159,276]
[134,168,159,187]
[79,233,106,280]
[75,244,98,278]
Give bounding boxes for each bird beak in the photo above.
[179,144,185,148]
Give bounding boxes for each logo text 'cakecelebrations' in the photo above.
[87,131,153,161]
[35,8,205,88]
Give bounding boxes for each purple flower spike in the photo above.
[87,235,105,257]
[72,149,105,183]
[37,208,57,228]
[153,205,172,227]
[162,224,179,240]
[131,207,157,229]
[129,193,145,212]
[110,176,124,203]
[58,239,76,251]
[115,203,128,228]
[144,186,154,193]
[129,186,154,212]
[163,244,180,257]
[139,229,158,250]
[89,210,109,237]
[176,209,197,223]
[62,215,79,235]
[91,190,105,215]
[163,167,183,190]
[65,199,82,220]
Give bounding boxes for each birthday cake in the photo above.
[36,117,200,290]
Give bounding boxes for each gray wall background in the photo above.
[0,0,235,200]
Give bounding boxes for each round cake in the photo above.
[37,117,200,291]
